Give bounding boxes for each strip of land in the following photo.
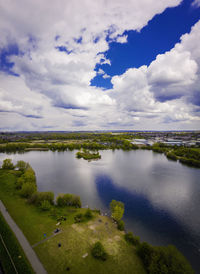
[0,200,47,274]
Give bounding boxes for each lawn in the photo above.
[0,212,35,274]
[0,169,146,274]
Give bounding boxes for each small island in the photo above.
[76,149,101,160]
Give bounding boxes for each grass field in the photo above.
[0,212,34,274]
[0,169,146,274]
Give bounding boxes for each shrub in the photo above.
[84,208,93,219]
[56,194,65,207]
[20,183,37,198]
[125,232,140,245]
[28,192,39,204]
[40,200,51,211]
[137,242,154,269]
[91,242,107,261]
[21,167,36,184]
[15,160,29,171]
[74,213,84,223]
[28,191,54,205]
[16,177,25,189]
[166,152,177,161]
[117,220,124,231]
[71,195,81,208]
[137,243,194,274]
[2,159,14,170]
[56,193,81,208]
[110,200,124,222]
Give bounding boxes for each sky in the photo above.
[0,0,200,131]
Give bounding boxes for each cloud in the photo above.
[1,0,200,131]
[107,20,200,129]
[115,35,128,43]
[192,0,200,8]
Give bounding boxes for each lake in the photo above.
[1,149,200,272]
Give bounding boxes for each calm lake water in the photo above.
[1,150,200,273]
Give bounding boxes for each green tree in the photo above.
[15,160,28,171]
[16,177,25,189]
[110,200,124,222]
[20,183,37,198]
[2,159,14,170]
[22,167,36,184]
[125,232,140,245]
[91,242,107,261]
[85,208,93,219]
[40,200,51,211]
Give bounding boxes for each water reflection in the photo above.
[0,150,200,272]
[95,174,200,272]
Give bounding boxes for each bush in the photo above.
[21,167,36,184]
[117,220,124,231]
[28,191,54,206]
[91,242,107,261]
[20,183,37,198]
[56,193,81,208]
[137,243,194,274]
[74,213,84,223]
[84,208,93,219]
[179,157,200,168]
[16,177,25,189]
[40,200,51,211]
[137,242,154,268]
[2,159,14,170]
[110,200,124,222]
[125,232,140,245]
[15,160,29,171]
[166,152,177,161]
[71,195,81,208]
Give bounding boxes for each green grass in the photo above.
[34,215,145,274]
[0,169,146,274]
[76,150,101,160]
[0,212,34,274]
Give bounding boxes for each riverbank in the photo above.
[0,164,195,274]
[0,137,199,168]
[0,168,146,274]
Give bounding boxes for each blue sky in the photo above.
[0,0,200,131]
[91,0,200,89]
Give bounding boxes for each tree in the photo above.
[15,160,28,171]
[85,208,93,219]
[56,193,81,208]
[117,220,124,231]
[40,200,51,211]
[20,183,36,198]
[91,242,107,261]
[16,177,25,189]
[110,200,124,222]
[22,167,36,184]
[2,159,14,170]
[125,232,140,245]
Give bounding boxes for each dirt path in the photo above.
[0,200,47,274]
[32,230,62,248]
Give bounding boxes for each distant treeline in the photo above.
[0,132,143,143]
[0,139,200,168]
[0,139,137,152]
[149,143,200,168]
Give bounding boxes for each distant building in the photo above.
[131,139,154,146]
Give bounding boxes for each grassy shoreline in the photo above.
[0,211,34,274]
[0,169,146,274]
[0,138,200,168]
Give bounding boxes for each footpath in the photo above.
[0,200,47,274]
